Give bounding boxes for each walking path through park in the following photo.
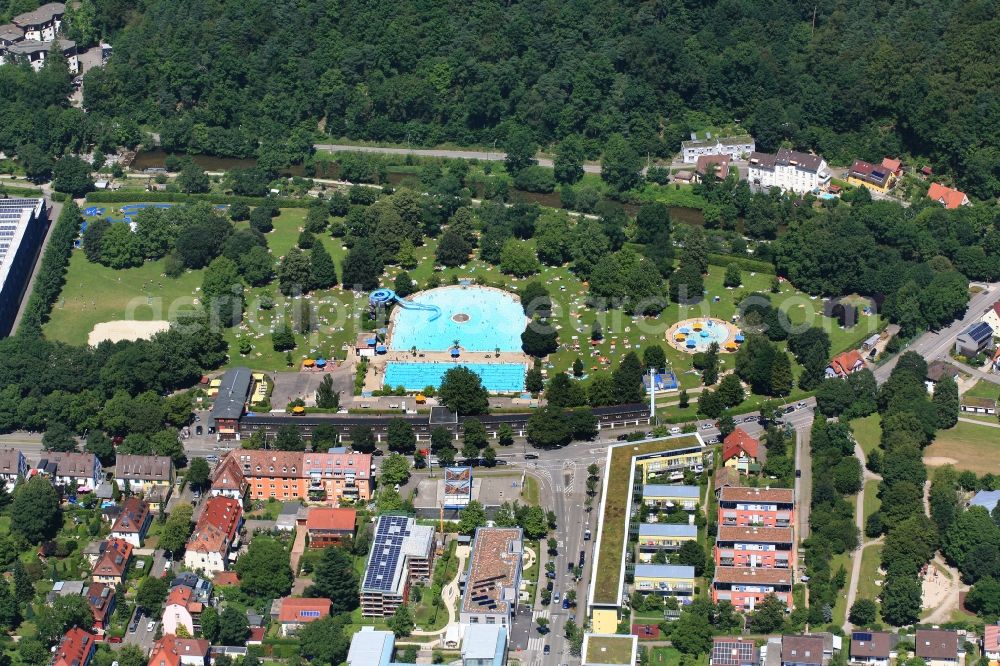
[843,442,883,631]
[410,544,469,638]
[313,143,605,174]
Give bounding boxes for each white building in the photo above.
[459,527,523,627]
[0,199,48,336]
[0,449,27,491]
[682,134,755,164]
[3,38,77,73]
[35,452,103,492]
[11,3,65,42]
[748,149,831,194]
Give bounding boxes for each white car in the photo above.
[147,620,156,631]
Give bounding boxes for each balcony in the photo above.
[308,489,326,501]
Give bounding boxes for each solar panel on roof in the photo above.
[853,632,873,642]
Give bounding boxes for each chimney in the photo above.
[690,133,697,141]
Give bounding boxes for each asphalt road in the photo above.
[874,282,1000,383]
[314,143,604,174]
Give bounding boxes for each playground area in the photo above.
[666,318,742,353]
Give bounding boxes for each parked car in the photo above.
[584,529,591,541]
[195,425,203,435]
[147,620,156,632]
[544,645,551,655]
[553,592,560,603]
[578,550,585,567]
[562,598,570,609]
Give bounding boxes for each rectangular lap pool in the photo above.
[383,362,526,393]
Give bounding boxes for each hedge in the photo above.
[85,191,314,208]
[17,201,83,337]
[707,253,775,274]
[0,185,45,197]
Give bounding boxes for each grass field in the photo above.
[863,480,881,525]
[647,648,708,666]
[585,636,635,665]
[963,380,999,401]
[830,551,852,627]
[925,420,1000,474]
[592,435,701,605]
[857,544,884,606]
[850,415,882,456]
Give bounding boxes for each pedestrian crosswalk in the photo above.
[532,609,550,620]
[527,637,545,652]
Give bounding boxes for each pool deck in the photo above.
[363,348,532,392]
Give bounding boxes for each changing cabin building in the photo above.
[210,367,253,441]
[460,527,523,627]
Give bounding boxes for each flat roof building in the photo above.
[210,367,253,440]
[0,199,47,337]
[460,527,523,626]
[361,515,435,617]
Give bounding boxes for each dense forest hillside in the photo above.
[4,0,1000,197]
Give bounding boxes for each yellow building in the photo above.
[846,159,897,194]
[636,444,705,482]
[642,484,701,511]
[637,523,697,561]
[632,564,696,597]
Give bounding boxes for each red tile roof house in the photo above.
[718,486,794,528]
[274,597,330,637]
[52,627,97,666]
[183,496,242,576]
[92,538,133,588]
[306,507,357,549]
[148,634,211,666]
[927,182,970,209]
[696,155,731,182]
[85,582,115,633]
[983,623,1000,663]
[915,629,961,666]
[110,497,152,547]
[162,585,204,637]
[721,428,765,473]
[825,350,865,379]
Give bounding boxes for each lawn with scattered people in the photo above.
[925,420,1000,474]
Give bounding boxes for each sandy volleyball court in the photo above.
[88,320,171,345]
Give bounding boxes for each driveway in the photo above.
[123,609,157,652]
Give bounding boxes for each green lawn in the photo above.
[863,480,881,526]
[522,476,540,506]
[856,544,884,608]
[830,551,852,626]
[925,419,1000,474]
[647,647,708,666]
[850,415,882,456]
[585,635,635,665]
[963,380,999,401]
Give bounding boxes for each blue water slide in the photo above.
[369,289,441,321]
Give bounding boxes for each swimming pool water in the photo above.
[384,362,526,392]
[679,320,731,351]
[390,286,526,352]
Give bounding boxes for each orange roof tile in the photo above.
[277,597,330,623]
[722,428,759,463]
[306,507,356,532]
[927,182,969,209]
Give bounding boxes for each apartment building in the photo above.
[714,525,795,569]
[162,585,204,637]
[460,527,523,626]
[682,134,756,164]
[711,566,793,610]
[212,450,372,503]
[183,497,242,575]
[717,486,794,527]
[748,149,830,194]
[0,448,27,491]
[115,455,174,493]
[637,524,697,560]
[3,38,77,72]
[0,198,47,336]
[632,565,695,598]
[642,485,700,511]
[12,3,64,41]
[361,516,435,617]
[35,451,102,492]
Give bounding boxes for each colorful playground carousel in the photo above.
[666,318,743,353]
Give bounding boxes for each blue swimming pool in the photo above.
[389,286,527,352]
[383,362,526,392]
